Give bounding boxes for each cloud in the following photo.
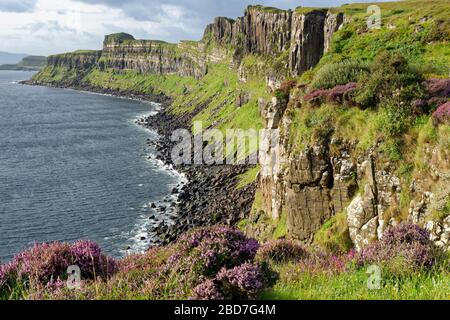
[0,0,38,12]
[75,0,393,41]
[0,0,394,56]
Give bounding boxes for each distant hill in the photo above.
[0,52,28,65]
[0,55,47,71]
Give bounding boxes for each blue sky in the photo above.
[0,0,394,55]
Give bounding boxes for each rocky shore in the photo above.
[137,97,256,244]
[23,79,257,245]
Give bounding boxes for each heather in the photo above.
[154,225,262,299]
[0,226,270,300]
[256,239,308,263]
[0,241,117,299]
[1,223,449,300]
[192,263,267,300]
[261,225,450,300]
[432,102,450,125]
[357,223,442,272]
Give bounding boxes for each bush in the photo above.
[70,241,117,279]
[256,239,308,263]
[304,83,358,107]
[192,263,266,300]
[413,79,450,114]
[310,60,369,90]
[172,225,259,276]
[426,78,450,98]
[354,51,424,109]
[303,88,328,106]
[0,241,117,296]
[158,226,260,298]
[432,102,450,125]
[327,82,358,105]
[216,263,265,299]
[191,279,224,300]
[358,223,440,270]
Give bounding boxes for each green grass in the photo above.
[314,211,353,254]
[261,265,450,300]
[313,0,450,77]
[272,211,288,240]
[84,68,197,96]
[236,166,260,190]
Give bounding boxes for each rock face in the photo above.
[257,94,449,250]
[47,51,101,70]
[101,35,206,79]
[289,10,326,75]
[324,12,345,53]
[346,157,401,250]
[204,6,344,76]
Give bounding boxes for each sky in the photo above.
[0,0,393,56]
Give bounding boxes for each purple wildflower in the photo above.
[191,279,224,300]
[216,263,265,300]
[432,102,450,125]
[358,223,439,269]
[425,78,450,98]
[326,82,358,105]
[256,239,308,263]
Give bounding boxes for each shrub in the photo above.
[303,88,328,106]
[326,82,358,105]
[0,241,117,296]
[358,223,440,270]
[216,263,266,300]
[191,263,267,300]
[191,279,224,300]
[9,242,73,285]
[426,78,450,98]
[256,239,308,263]
[70,241,117,279]
[432,102,450,125]
[310,60,370,90]
[173,225,259,276]
[354,51,424,109]
[158,226,260,298]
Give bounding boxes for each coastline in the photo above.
[22,79,257,246]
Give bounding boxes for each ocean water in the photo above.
[0,71,183,262]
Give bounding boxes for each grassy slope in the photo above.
[262,264,450,300]
[317,0,449,76]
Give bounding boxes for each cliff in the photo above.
[31,1,450,253]
[35,6,344,85]
[100,33,207,79]
[203,6,344,75]
[0,55,47,71]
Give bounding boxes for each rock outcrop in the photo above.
[47,51,101,70]
[101,34,206,79]
[204,6,344,76]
